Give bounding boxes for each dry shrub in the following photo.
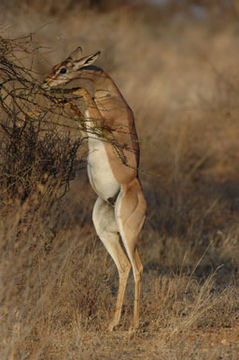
[0,35,83,204]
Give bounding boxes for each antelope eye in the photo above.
[59,67,67,74]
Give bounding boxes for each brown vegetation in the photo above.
[0,1,239,359]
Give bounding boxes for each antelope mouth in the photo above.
[41,81,50,90]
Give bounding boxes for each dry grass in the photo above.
[0,1,239,359]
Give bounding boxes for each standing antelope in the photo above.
[42,48,147,331]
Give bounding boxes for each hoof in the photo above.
[128,319,139,334]
[108,321,119,332]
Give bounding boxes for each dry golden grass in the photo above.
[0,1,239,359]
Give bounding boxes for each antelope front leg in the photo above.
[71,87,94,105]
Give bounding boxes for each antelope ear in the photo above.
[68,46,83,61]
[72,51,101,70]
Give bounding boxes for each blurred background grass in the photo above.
[0,1,239,359]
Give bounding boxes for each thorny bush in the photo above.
[0,35,83,206]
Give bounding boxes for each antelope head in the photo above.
[42,47,101,89]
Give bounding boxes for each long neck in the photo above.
[78,66,120,98]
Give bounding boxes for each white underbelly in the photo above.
[87,138,120,200]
